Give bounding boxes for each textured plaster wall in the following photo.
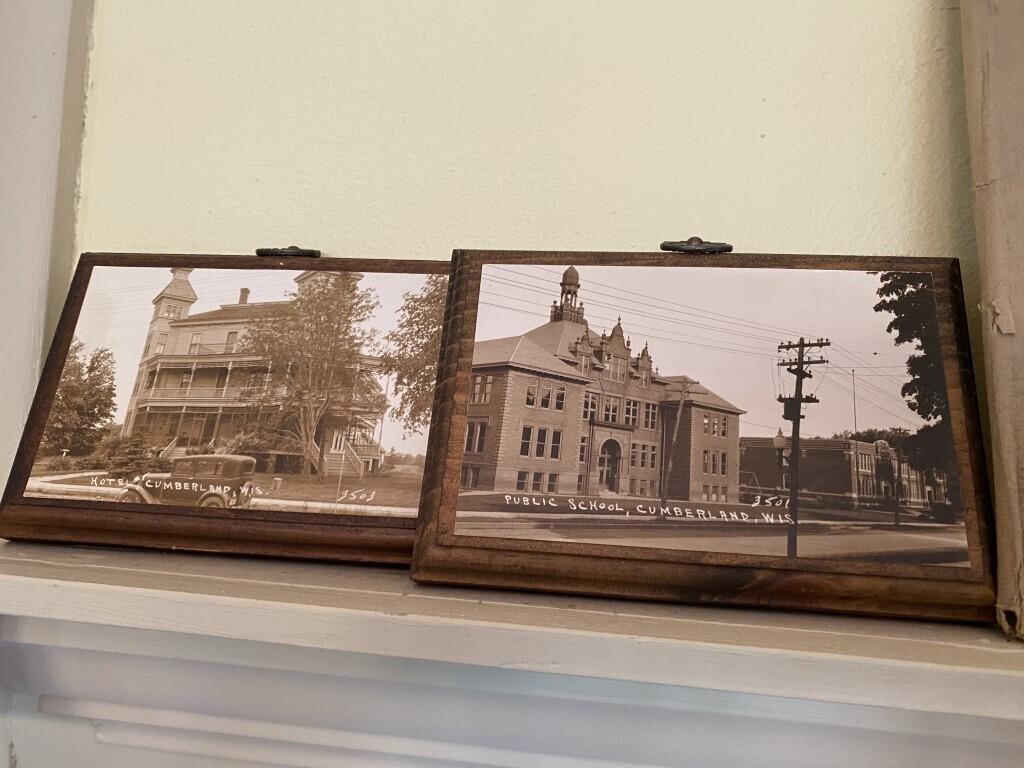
[75,0,975,268]
[0,0,80,494]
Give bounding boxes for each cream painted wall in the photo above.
[76,0,975,266]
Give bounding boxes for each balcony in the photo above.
[135,387,253,403]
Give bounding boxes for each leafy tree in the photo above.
[40,338,117,456]
[873,272,958,506]
[239,273,385,479]
[874,273,948,421]
[831,427,911,449]
[381,274,447,434]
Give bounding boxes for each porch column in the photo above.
[176,406,187,442]
[222,361,233,397]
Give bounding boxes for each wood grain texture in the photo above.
[412,250,996,622]
[0,253,449,564]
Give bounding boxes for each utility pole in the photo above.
[661,378,700,509]
[851,368,858,434]
[777,337,830,557]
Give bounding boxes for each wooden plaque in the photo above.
[1,253,450,563]
[412,250,995,621]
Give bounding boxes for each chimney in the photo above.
[238,287,250,304]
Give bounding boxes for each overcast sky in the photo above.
[74,266,434,453]
[475,263,942,439]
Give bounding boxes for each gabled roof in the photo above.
[473,335,591,381]
[661,375,745,414]
[174,301,289,324]
[523,320,593,361]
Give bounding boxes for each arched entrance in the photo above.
[597,439,622,492]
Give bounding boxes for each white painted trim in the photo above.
[0,543,1021,722]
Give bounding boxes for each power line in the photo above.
[477,289,778,359]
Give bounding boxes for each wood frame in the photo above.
[0,253,450,564]
[412,250,996,621]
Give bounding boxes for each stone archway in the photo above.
[597,439,622,492]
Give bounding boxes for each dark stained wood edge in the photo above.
[412,250,996,623]
[1,253,450,565]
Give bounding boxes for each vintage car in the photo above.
[118,454,256,508]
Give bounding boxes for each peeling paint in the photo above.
[987,297,1017,334]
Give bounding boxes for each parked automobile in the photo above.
[118,454,256,508]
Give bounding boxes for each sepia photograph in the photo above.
[451,262,971,566]
[21,263,447,520]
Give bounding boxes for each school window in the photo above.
[179,371,192,389]
[711,450,719,475]
[577,474,585,492]
[143,334,152,356]
[721,416,728,437]
[550,430,562,460]
[640,444,649,469]
[580,357,590,374]
[720,487,728,502]
[525,379,538,407]
[225,331,238,353]
[155,333,168,355]
[539,383,552,409]
[624,399,639,426]
[701,484,710,501]
[607,356,626,382]
[639,370,649,388]
[703,414,710,434]
[516,471,528,491]
[629,478,637,495]
[720,451,727,475]
[702,449,710,473]
[188,332,202,354]
[465,422,487,454]
[578,436,587,463]
[638,480,647,497]
[582,392,599,421]
[711,486,719,502]
[650,479,658,496]
[712,417,720,437]
[520,426,532,457]
[532,472,544,492]
[554,386,566,411]
[460,465,481,489]
[535,428,548,458]
[547,473,559,493]
[472,375,493,404]
[650,444,658,469]
[644,403,658,430]
[603,397,620,424]
[630,443,638,468]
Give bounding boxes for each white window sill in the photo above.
[0,540,1022,767]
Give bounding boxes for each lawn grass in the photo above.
[45,468,426,509]
[250,470,425,508]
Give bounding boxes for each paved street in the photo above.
[454,493,971,565]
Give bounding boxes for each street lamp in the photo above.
[772,428,787,491]
[773,427,799,558]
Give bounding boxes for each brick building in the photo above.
[122,268,385,477]
[739,436,951,512]
[460,267,745,501]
